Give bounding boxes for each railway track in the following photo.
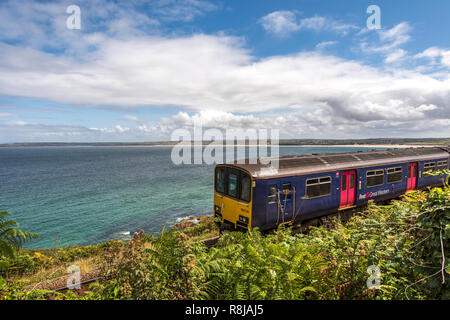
[49,235,221,293]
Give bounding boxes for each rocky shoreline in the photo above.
[172,215,214,230]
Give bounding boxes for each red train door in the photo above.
[340,170,356,208]
[407,163,417,191]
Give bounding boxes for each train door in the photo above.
[267,182,293,225]
[267,184,279,225]
[340,170,356,208]
[407,163,418,191]
[280,182,293,223]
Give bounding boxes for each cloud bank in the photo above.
[0,1,449,142]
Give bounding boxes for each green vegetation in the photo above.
[1,183,449,300]
[0,211,38,268]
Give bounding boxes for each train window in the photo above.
[366,170,384,187]
[350,174,355,189]
[387,167,403,183]
[215,167,226,193]
[240,175,251,202]
[306,176,331,198]
[228,173,238,198]
[423,162,435,173]
[341,175,347,191]
[437,161,448,171]
[268,184,277,203]
[282,183,292,200]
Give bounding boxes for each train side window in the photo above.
[366,170,384,187]
[423,162,435,173]
[228,173,238,198]
[319,177,331,195]
[437,161,448,171]
[306,176,331,198]
[268,184,277,203]
[350,174,355,189]
[215,167,226,193]
[341,175,347,191]
[387,167,402,183]
[240,175,251,202]
[282,183,292,200]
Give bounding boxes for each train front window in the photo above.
[240,175,251,202]
[228,173,238,198]
[215,167,226,193]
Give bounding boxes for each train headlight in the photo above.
[238,215,249,224]
[214,205,221,215]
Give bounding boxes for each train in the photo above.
[213,146,449,231]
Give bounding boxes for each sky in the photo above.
[0,0,449,143]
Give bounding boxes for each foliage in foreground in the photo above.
[88,185,449,300]
[1,185,449,300]
[0,211,38,272]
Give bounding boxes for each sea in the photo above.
[0,145,384,248]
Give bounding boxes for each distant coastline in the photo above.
[1,138,449,148]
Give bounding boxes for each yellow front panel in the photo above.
[214,192,252,227]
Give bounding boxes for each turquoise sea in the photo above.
[0,146,383,248]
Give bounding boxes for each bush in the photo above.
[4,185,448,300]
[91,186,449,300]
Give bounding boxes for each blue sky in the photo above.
[0,0,449,142]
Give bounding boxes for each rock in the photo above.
[198,215,210,223]
[172,215,212,230]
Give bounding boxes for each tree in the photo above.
[0,211,38,259]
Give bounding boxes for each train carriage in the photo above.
[213,146,449,231]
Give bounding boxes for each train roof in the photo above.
[224,146,450,179]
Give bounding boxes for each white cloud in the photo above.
[153,0,218,22]
[123,115,141,122]
[0,112,15,117]
[0,2,448,141]
[378,22,412,48]
[360,22,412,63]
[259,11,301,36]
[0,34,449,123]
[259,11,357,37]
[415,46,450,68]
[298,16,356,35]
[2,107,447,143]
[385,49,407,63]
[0,0,216,52]
[316,41,338,49]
